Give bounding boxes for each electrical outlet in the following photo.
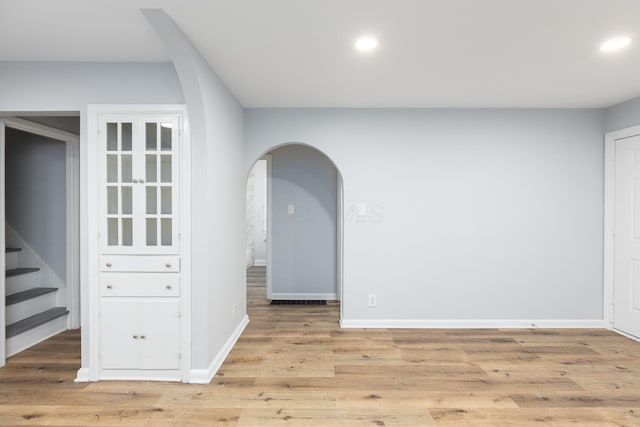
[368,294,377,307]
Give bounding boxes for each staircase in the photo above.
[5,247,68,357]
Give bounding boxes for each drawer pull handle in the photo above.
[165,263,172,268]
[166,285,172,290]
[106,284,112,289]
[133,335,138,339]
[106,262,112,268]
[140,335,146,340]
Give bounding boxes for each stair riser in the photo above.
[6,292,57,325]
[6,314,67,357]
[5,252,20,270]
[6,273,39,295]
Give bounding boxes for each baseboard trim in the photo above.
[611,327,640,342]
[189,315,249,384]
[253,259,267,267]
[271,293,337,300]
[75,367,90,383]
[339,318,606,329]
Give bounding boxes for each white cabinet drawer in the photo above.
[100,255,180,272]
[100,274,180,297]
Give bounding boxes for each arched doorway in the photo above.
[246,143,344,320]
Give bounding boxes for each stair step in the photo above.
[6,287,58,306]
[6,267,40,278]
[6,307,68,338]
[6,248,21,253]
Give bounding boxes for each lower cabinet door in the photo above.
[100,301,141,369]
[139,301,181,370]
[100,300,180,371]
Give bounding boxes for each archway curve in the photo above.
[246,141,344,182]
[245,142,345,322]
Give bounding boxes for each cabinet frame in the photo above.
[82,105,191,383]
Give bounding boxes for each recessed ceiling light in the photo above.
[600,36,631,53]
[355,36,378,52]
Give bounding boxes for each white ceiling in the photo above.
[1,0,639,108]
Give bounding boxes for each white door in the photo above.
[614,135,640,339]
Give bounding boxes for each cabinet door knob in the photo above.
[140,335,146,340]
[133,335,138,339]
[132,178,139,183]
[165,263,172,268]
[106,262,112,267]
[166,285,172,290]
[139,178,145,184]
[106,284,112,289]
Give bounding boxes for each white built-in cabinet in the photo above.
[89,108,189,382]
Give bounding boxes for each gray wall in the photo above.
[271,145,337,298]
[605,95,640,132]
[5,128,66,279]
[143,10,246,371]
[246,108,606,323]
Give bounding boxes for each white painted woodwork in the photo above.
[613,134,640,339]
[99,274,180,297]
[6,292,56,324]
[92,107,188,382]
[98,115,180,255]
[99,255,180,273]
[6,314,67,357]
[5,273,40,296]
[100,300,180,370]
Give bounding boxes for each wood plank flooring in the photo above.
[1,279,639,425]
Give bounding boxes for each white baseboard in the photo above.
[271,293,337,300]
[340,318,606,329]
[253,259,267,267]
[189,315,249,384]
[75,368,91,383]
[611,327,640,342]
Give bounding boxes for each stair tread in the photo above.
[6,307,68,338]
[6,267,40,278]
[6,248,21,253]
[6,287,58,306]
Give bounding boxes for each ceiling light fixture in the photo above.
[355,36,378,52]
[600,36,631,53]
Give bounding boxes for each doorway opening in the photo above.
[0,116,80,366]
[245,144,343,320]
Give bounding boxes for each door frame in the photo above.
[0,117,80,367]
[604,124,640,340]
[83,104,191,382]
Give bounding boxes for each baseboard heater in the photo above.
[270,300,327,305]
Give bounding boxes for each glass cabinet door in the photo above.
[99,116,180,254]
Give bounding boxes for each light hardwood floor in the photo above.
[1,284,639,426]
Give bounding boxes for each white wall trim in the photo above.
[340,318,606,329]
[0,117,80,366]
[253,259,267,267]
[603,124,640,331]
[189,315,249,384]
[265,154,273,300]
[271,293,338,300]
[75,367,90,383]
[611,327,640,343]
[0,120,6,367]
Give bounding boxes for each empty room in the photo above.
[0,0,639,425]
